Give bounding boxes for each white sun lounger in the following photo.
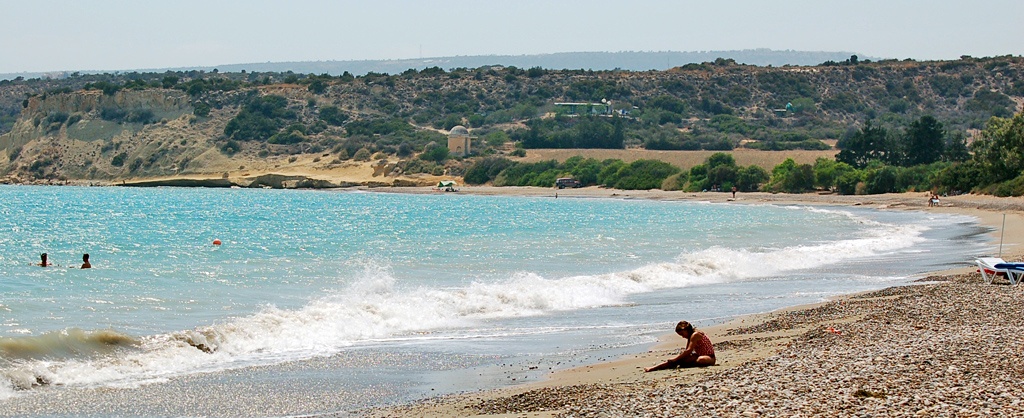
[976,257,1024,285]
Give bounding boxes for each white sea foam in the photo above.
[0,218,926,397]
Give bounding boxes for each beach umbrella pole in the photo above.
[999,213,1006,257]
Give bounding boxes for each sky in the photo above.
[2,0,1022,74]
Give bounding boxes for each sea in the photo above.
[0,185,993,416]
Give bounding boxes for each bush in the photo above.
[864,166,899,194]
[319,106,348,126]
[420,142,449,163]
[44,111,69,125]
[934,161,981,195]
[224,95,295,141]
[66,113,83,126]
[100,107,127,122]
[992,175,1024,197]
[268,130,305,145]
[353,148,372,161]
[220,140,241,155]
[767,159,815,193]
[836,170,864,195]
[111,152,127,167]
[193,102,211,118]
[736,165,769,192]
[127,109,156,124]
[464,157,514,185]
[606,159,680,190]
[661,172,688,191]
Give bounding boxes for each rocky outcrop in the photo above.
[23,89,190,118]
[119,173,438,189]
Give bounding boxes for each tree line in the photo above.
[464,110,1024,197]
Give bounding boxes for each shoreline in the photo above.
[3,184,1022,416]
[357,187,1024,417]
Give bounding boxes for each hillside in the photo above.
[0,50,866,82]
[0,55,1021,187]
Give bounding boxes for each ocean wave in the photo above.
[0,219,924,397]
[0,329,137,361]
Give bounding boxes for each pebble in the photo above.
[368,272,1024,417]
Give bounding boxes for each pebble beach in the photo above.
[362,272,1024,417]
[358,190,1024,418]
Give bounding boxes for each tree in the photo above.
[836,122,896,168]
[707,165,738,189]
[736,166,769,192]
[767,158,814,193]
[943,131,970,162]
[783,164,815,193]
[812,158,855,191]
[970,111,1024,184]
[864,166,899,194]
[705,152,737,170]
[901,115,945,166]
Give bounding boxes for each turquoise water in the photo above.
[0,185,990,410]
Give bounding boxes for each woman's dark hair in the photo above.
[675,321,694,335]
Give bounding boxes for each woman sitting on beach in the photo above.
[644,321,716,372]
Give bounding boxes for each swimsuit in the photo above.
[692,332,715,358]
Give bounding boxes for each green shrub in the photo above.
[420,142,449,162]
[8,146,22,162]
[864,166,899,194]
[65,113,82,126]
[464,157,514,185]
[221,140,241,155]
[736,165,769,192]
[268,130,305,145]
[607,159,680,190]
[127,109,156,124]
[353,148,372,161]
[193,102,211,118]
[111,152,127,167]
[661,172,688,191]
[319,106,348,126]
[224,95,295,141]
[100,107,127,122]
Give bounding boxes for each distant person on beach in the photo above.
[731,186,737,199]
[80,253,91,269]
[38,253,51,267]
[644,321,716,372]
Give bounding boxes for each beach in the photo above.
[0,186,1021,417]
[357,188,1024,417]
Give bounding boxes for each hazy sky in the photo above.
[2,0,1022,74]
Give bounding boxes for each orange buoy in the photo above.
[212,239,222,246]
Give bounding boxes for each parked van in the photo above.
[555,177,582,189]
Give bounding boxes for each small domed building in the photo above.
[447,125,471,157]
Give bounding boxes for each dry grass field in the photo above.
[520,148,839,171]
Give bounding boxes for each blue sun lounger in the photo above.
[994,262,1024,286]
